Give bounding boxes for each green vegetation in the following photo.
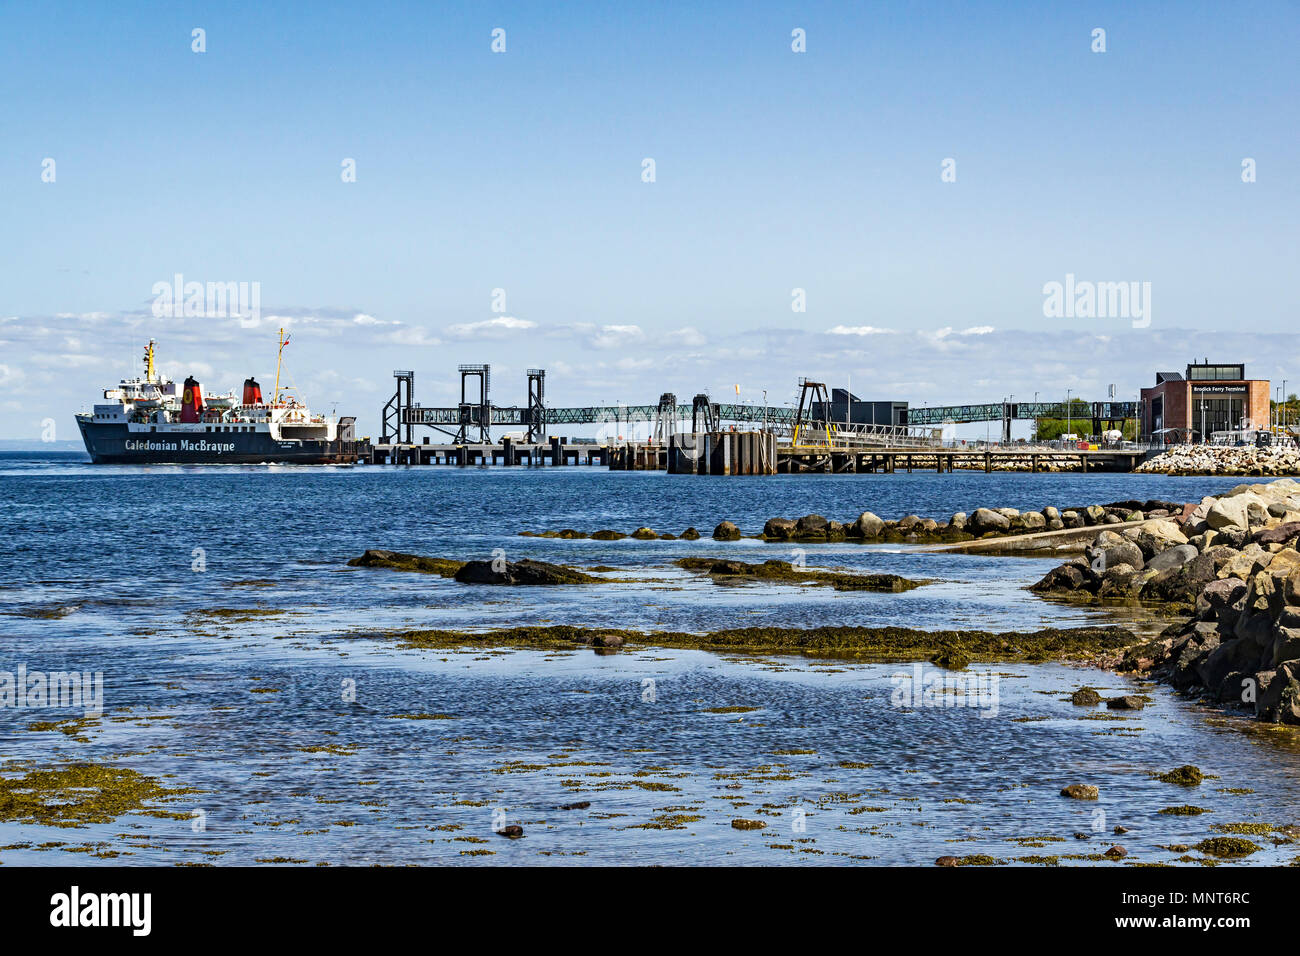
[346,552,465,577]
[0,764,184,827]
[1033,399,1136,442]
[1155,765,1206,786]
[1195,837,1261,858]
[377,623,1136,663]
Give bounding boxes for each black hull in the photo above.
[77,421,368,465]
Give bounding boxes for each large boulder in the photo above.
[1269,619,1300,668]
[763,517,797,540]
[1195,577,1248,624]
[712,521,741,541]
[1257,661,1300,724]
[1169,624,1223,689]
[852,511,885,537]
[1219,545,1270,581]
[1142,518,1189,545]
[454,558,597,586]
[795,514,829,537]
[1233,571,1286,648]
[1198,635,1263,694]
[1086,536,1144,574]
[1254,521,1300,548]
[967,508,1010,535]
[1097,564,1140,599]
[1031,560,1090,593]
[1020,511,1047,531]
[1266,549,1300,580]
[1207,493,1269,532]
[1145,544,1199,572]
[1140,553,1217,606]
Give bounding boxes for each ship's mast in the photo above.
[273,327,287,405]
[144,340,157,383]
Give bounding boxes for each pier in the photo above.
[369,366,1148,473]
[370,434,1144,474]
[372,436,609,467]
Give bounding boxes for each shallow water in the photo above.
[1,453,1296,866]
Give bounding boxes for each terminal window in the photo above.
[1187,363,1245,381]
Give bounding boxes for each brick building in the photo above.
[1141,361,1271,440]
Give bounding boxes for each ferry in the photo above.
[75,332,368,464]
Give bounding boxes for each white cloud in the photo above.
[663,326,706,347]
[28,353,109,369]
[827,325,896,336]
[591,324,644,349]
[0,364,24,388]
[924,325,996,341]
[386,326,442,347]
[446,316,536,339]
[613,357,655,371]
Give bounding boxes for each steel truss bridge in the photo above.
[907,401,1139,426]
[382,368,1139,445]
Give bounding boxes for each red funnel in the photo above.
[181,376,204,423]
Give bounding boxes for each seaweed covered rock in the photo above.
[712,521,741,541]
[1060,784,1099,800]
[795,514,829,538]
[763,517,797,540]
[1031,560,1090,594]
[348,550,464,577]
[453,559,600,586]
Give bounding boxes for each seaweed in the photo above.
[674,557,926,592]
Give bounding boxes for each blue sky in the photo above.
[1,0,1297,438]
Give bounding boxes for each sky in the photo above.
[1,0,1297,440]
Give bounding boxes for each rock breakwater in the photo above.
[1136,444,1300,477]
[1031,478,1300,725]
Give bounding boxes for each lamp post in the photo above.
[1066,389,1071,441]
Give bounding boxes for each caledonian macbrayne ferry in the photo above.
[76,332,368,464]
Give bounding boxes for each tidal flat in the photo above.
[3,458,1300,865]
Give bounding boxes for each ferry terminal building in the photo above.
[1140,361,1270,440]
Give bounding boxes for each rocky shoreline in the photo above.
[1031,478,1300,725]
[520,499,1188,547]
[1136,443,1300,476]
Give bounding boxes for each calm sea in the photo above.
[1,452,1295,866]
